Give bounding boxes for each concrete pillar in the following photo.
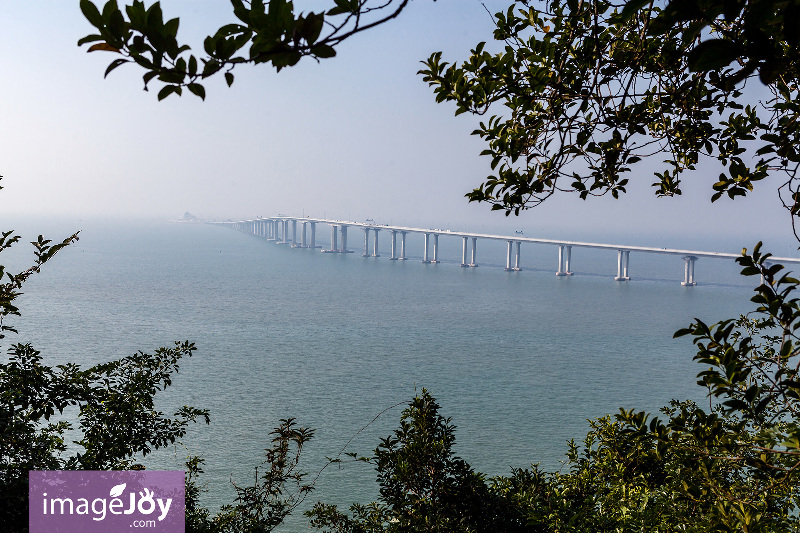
[565,245,573,275]
[310,222,316,248]
[331,225,338,252]
[284,220,290,244]
[301,222,307,247]
[390,230,397,260]
[615,250,630,281]
[623,250,630,279]
[461,236,469,267]
[423,233,430,263]
[681,256,698,286]
[341,226,348,252]
[291,220,298,247]
[372,229,380,257]
[505,240,513,271]
[363,228,370,257]
[515,241,521,270]
[470,237,478,267]
[557,245,566,276]
[399,231,407,260]
[432,234,439,263]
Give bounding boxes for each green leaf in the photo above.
[104,58,129,78]
[619,0,651,21]
[687,39,742,72]
[187,83,205,100]
[311,44,336,59]
[80,0,103,27]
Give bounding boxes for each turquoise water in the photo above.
[4,218,774,529]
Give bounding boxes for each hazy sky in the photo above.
[0,1,795,250]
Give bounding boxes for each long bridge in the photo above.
[214,216,800,286]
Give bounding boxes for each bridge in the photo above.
[214,216,800,286]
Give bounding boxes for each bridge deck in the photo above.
[249,217,800,264]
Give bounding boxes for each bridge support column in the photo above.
[469,237,478,267]
[461,237,469,267]
[556,245,567,276]
[615,250,631,281]
[422,233,430,263]
[432,234,439,263]
[390,230,397,260]
[291,220,298,247]
[399,231,407,260]
[363,228,370,257]
[372,229,380,257]
[310,222,316,248]
[341,226,349,252]
[565,245,573,275]
[267,220,275,241]
[283,220,290,244]
[505,240,514,271]
[330,225,337,252]
[301,222,307,247]
[681,256,697,286]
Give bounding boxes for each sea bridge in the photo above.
[214,216,800,286]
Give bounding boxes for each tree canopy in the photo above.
[418,0,800,236]
[78,0,412,101]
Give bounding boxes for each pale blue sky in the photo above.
[0,1,795,251]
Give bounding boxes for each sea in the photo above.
[2,216,788,530]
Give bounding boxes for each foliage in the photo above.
[614,244,800,531]
[0,339,210,530]
[78,0,412,100]
[307,389,527,532]
[624,0,800,86]
[186,419,315,533]
[419,0,800,237]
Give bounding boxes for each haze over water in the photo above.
[4,216,776,529]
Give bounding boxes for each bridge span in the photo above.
[214,216,800,286]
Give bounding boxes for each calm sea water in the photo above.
[3,217,780,530]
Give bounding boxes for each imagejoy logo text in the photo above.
[29,470,184,532]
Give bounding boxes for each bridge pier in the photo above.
[363,228,370,257]
[372,229,380,257]
[615,250,631,281]
[341,226,349,252]
[469,237,478,267]
[310,222,316,248]
[399,231,407,260]
[681,256,697,286]
[422,233,431,263]
[505,240,522,271]
[557,245,573,276]
[291,220,299,247]
[301,222,308,247]
[461,237,469,267]
[266,220,275,241]
[390,230,397,260]
[329,225,338,252]
[432,234,440,263]
[281,220,291,245]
